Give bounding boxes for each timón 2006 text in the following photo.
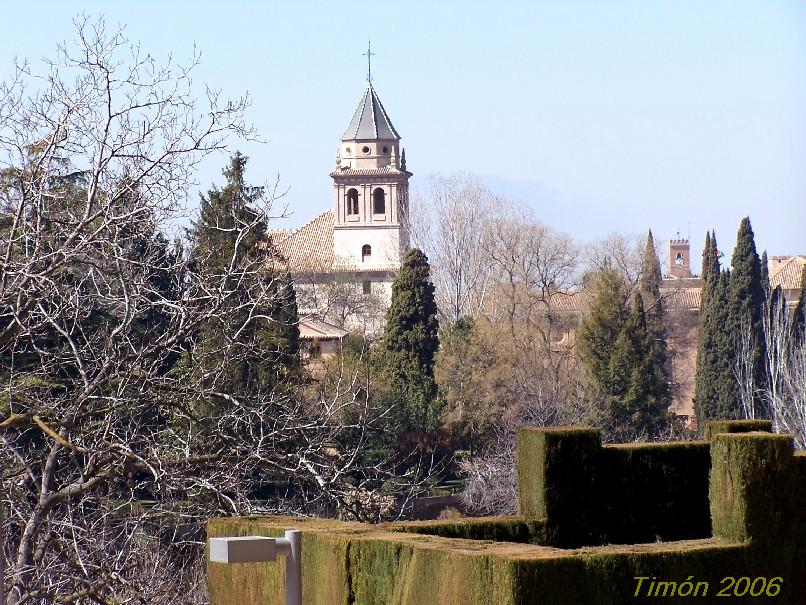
[633,576,783,598]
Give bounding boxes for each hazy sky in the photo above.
[1,1,804,264]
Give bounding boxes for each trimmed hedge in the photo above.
[208,425,806,605]
[208,518,801,605]
[703,419,772,440]
[517,427,601,547]
[517,428,711,547]
[391,517,546,544]
[601,442,711,544]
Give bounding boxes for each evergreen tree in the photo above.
[380,248,442,436]
[727,217,767,417]
[577,267,628,392]
[186,153,299,406]
[700,230,719,307]
[694,269,740,424]
[607,294,670,435]
[760,250,770,298]
[267,271,301,378]
[638,229,669,387]
[578,269,670,436]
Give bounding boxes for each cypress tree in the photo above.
[760,250,770,298]
[608,294,671,436]
[727,217,766,417]
[638,229,669,390]
[700,230,719,307]
[695,270,740,424]
[639,230,663,329]
[380,248,442,435]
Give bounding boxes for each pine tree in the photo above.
[186,153,299,405]
[727,217,767,417]
[579,271,670,437]
[577,267,629,392]
[380,248,441,435]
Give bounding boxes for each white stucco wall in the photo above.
[333,226,402,268]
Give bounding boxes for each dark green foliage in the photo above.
[638,229,663,325]
[696,230,721,406]
[727,217,767,416]
[638,230,670,403]
[700,230,719,306]
[577,268,627,387]
[608,294,671,435]
[579,269,670,437]
[695,270,740,425]
[709,432,799,587]
[185,153,299,409]
[380,248,442,435]
[760,249,770,295]
[394,517,546,544]
[517,428,710,548]
[601,443,712,544]
[517,427,602,547]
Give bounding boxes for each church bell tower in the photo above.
[331,59,411,270]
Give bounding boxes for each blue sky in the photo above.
[1,1,804,261]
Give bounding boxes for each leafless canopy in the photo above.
[0,18,425,604]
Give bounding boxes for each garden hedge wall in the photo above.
[207,423,806,605]
[517,427,712,547]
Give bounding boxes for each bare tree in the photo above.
[734,317,757,420]
[759,292,806,447]
[458,375,600,516]
[409,174,496,322]
[293,261,388,335]
[583,232,646,292]
[483,205,578,344]
[0,19,428,604]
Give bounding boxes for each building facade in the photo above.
[272,83,412,335]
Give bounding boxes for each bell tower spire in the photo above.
[331,50,411,270]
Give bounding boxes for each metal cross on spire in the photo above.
[363,39,375,84]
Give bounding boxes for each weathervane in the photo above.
[363,39,375,83]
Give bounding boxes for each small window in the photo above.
[363,280,372,295]
[382,146,389,153]
[346,188,359,215]
[362,145,370,154]
[345,147,351,154]
[309,340,321,359]
[675,252,684,266]
[362,244,372,262]
[373,188,386,214]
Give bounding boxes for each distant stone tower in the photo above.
[669,236,692,278]
[331,84,411,270]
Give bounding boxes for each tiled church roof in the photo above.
[770,255,806,291]
[548,285,703,314]
[270,211,335,272]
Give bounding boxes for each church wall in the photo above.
[333,226,402,268]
